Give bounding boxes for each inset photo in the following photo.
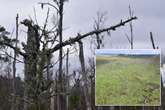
[95,49,161,106]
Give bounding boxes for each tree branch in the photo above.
[150,32,156,49]
[50,16,137,53]
[3,51,24,63]
[0,41,26,57]
[38,2,59,12]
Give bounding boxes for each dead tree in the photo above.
[21,19,41,110]
[39,1,67,109]
[125,5,134,49]
[88,58,96,110]
[78,40,91,110]
[93,11,107,49]
[58,0,66,109]
[11,13,19,110]
[129,6,134,49]
[66,48,69,110]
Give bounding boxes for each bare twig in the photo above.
[125,33,131,44]
[3,51,24,63]
[52,47,77,67]
[33,7,39,25]
[10,28,15,38]
[43,8,50,31]
[40,8,50,46]
[93,11,107,49]
[38,2,59,12]
[0,41,26,57]
[150,32,158,49]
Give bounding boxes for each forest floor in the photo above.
[95,55,160,106]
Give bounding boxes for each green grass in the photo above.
[95,56,160,106]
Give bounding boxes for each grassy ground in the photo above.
[95,55,160,106]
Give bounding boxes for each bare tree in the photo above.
[66,48,69,110]
[125,5,134,49]
[78,40,91,110]
[11,13,19,110]
[58,0,66,109]
[92,11,107,49]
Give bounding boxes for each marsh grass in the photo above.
[95,55,160,106]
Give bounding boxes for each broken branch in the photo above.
[50,16,137,53]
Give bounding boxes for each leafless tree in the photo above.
[11,13,19,110]
[125,5,134,49]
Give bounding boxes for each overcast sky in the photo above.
[0,0,165,76]
[0,0,164,49]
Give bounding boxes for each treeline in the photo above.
[0,75,24,110]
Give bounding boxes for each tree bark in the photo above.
[58,0,66,110]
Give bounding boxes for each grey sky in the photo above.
[0,0,165,76]
[0,0,164,48]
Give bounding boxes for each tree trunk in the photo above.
[57,0,66,110]
[22,19,40,110]
[78,40,91,110]
[11,13,19,110]
[66,48,69,110]
[47,55,51,110]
